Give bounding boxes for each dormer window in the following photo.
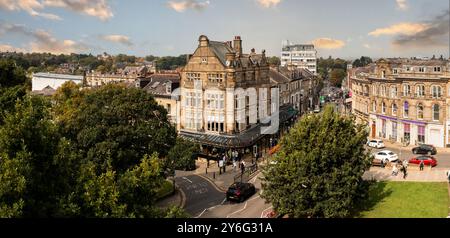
[166,83,172,94]
[434,67,441,72]
[393,69,398,74]
[202,58,207,64]
[418,67,425,73]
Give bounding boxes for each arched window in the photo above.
[403,84,411,97]
[433,104,440,121]
[382,102,386,114]
[392,104,397,116]
[416,85,425,97]
[417,104,424,120]
[390,86,397,98]
[403,101,409,118]
[432,85,442,98]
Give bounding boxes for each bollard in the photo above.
[213,172,216,180]
[206,167,208,175]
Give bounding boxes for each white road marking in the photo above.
[196,209,208,218]
[250,172,261,183]
[248,195,261,202]
[261,206,273,218]
[182,177,193,183]
[227,202,248,218]
[195,198,227,218]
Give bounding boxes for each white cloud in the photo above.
[369,23,430,37]
[311,38,345,49]
[168,0,210,13]
[257,0,281,8]
[100,34,133,46]
[0,0,113,21]
[396,0,408,11]
[0,22,88,54]
[43,0,113,21]
[0,0,61,20]
[363,44,371,49]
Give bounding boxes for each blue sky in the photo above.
[0,0,449,59]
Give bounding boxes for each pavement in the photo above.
[364,167,450,182]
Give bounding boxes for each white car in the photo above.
[373,150,399,164]
[367,139,385,149]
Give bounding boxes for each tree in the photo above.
[353,56,373,68]
[0,84,183,218]
[0,95,61,217]
[261,106,372,218]
[330,68,346,88]
[55,84,177,172]
[165,138,200,174]
[0,59,28,88]
[268,56,281,66]
[0,85,27,125]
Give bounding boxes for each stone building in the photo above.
[350,58,450,148]
[178,35,275,150]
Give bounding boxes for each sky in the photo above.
[0,0,449,60]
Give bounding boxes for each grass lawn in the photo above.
[156,180,174,200]
[357,182,449,218]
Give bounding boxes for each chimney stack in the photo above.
[233,36,242,55]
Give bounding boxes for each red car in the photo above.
[409,155,438,167]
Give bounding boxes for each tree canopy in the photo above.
[262,106,372,218]
[0,83,183,218]
[352,56,373,68]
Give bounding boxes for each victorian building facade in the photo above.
[178,35,274,149]
[350,58,450,148]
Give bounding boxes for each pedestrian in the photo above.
[402,165,408,179]
[446,170,450,183]
[403,159,409,169]
[241,161,245,175]
[392,164,398,176]
[233,159,237,172]
[419,160,424,171]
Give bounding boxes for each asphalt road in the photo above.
[175,175,225,217]
[198,173,273,218]
[370,145,450,168]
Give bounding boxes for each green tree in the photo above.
[353,56,373,68]
[165,138,200,174]
[0,59,28,88]
[261,106,372,218]
[268,56,281,66]
[0,85,27,125]
[330,68,346,88]
[0,96,61,217]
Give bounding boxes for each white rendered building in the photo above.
[281,41,317,75]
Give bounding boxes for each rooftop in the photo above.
[32,72,84,80]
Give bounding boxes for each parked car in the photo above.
[367,139,385,149]
[373,150,399,164]
[412,144,437,155]
[409,155,438,167]
[226,182,256,203]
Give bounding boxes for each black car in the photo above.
[412,144,437,155]
[226,182,256,203]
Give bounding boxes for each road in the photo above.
[175,175,225,217]
[370,145,450,168]
[198,173,273,218]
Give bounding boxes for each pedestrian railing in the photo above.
[234,164,259,183]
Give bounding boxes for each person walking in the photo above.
[392,164,398,176]
[419,160,424,171]
[240,161,245,175]
[446,170,450,183]
[233,159,237,172]
[402,165,408,179]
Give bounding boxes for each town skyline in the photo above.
[0,0,449,59]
